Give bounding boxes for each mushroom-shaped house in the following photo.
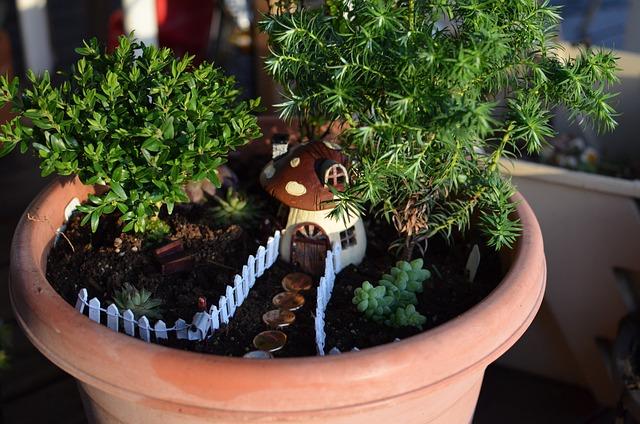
[260,140,366,275]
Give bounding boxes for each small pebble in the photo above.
[243,350,274,359]
[114,248,120,253]
[131,246,138,252]
[113,237,123,248]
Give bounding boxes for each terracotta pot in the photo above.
[9,179,545,423]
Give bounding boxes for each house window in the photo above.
[340,226,357,249]
[324,163,348,190]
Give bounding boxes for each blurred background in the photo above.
[0,0,639,422]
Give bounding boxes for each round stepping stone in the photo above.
[282,272,313,292]
[263,309,296,328]
[272,292,305,311]
[243,350,274,359]
[253,330,287,352]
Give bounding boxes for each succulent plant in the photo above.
[353,281,394,320]
[112,283,163,320]
[385,305,427,329]
[209,189,260,226]
[353,259,430,329]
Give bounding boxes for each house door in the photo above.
[291,223,329,275]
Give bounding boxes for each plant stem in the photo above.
[401,235,416,261]
[488,122,514,173]
[408,0,415,32]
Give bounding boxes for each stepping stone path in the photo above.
[244,272,313,358]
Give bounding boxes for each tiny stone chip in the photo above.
[253,331,287,352]
[272,292,305,311]
[282,272,313,292]
[263,309,296,328]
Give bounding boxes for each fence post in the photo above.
[154,320,168,340]
[266,236,275,267]
[88,298,101,323]
[138,316,151,342]
[107,303,119,332]
[209,305,220,330]
[75,288,88,313]
[273,230,281,262]
[219,296,229,324]
[325,250,334,278]
[123,310,135,336]
[226,286,236,317]
[242,265,249,295]
[332,242,342,273]
[256,246,266,277]
[248,255,256,287]
[317,284,324,310]
[175,318,188,339]
[234,275,244,306]
[315,308,326,356]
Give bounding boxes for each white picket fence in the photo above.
[75,230,282,343]
[315,242,343,355]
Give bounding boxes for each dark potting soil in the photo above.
[47,194,504,358]
[47,203,267,324]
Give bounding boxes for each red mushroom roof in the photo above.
[260,140,348,211]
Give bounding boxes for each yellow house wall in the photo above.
[279,207,366,269]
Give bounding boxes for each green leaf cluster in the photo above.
[112,283,163,320]
[0,36,262,233]
[352,259,430,328]
[262,0,618,253]
[144,217,171,244]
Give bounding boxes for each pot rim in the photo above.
[9,177,546,413]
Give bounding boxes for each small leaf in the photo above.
[90,212,100,233]
[110,181,127,200]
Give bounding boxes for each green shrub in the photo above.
[263,0,618,257]
[0,36,261,233]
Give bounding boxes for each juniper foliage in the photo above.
[0,36,261,233]
[262,0,618,256]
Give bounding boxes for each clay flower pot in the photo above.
[9,152,545,423]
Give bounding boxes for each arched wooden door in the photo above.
[291,222,329,275]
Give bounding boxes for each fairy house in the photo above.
[260,139,366,275]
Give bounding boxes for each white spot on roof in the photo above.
[290,157,300,167]
[323,140,341,150]
[263,162,276,179]
[285,181,306,196]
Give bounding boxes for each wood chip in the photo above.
[154,240,184,263]
[161,255,194,275]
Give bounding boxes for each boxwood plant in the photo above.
[262,0,618,259]
[0,36,261,233]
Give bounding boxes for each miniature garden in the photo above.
[0,1,618,358]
